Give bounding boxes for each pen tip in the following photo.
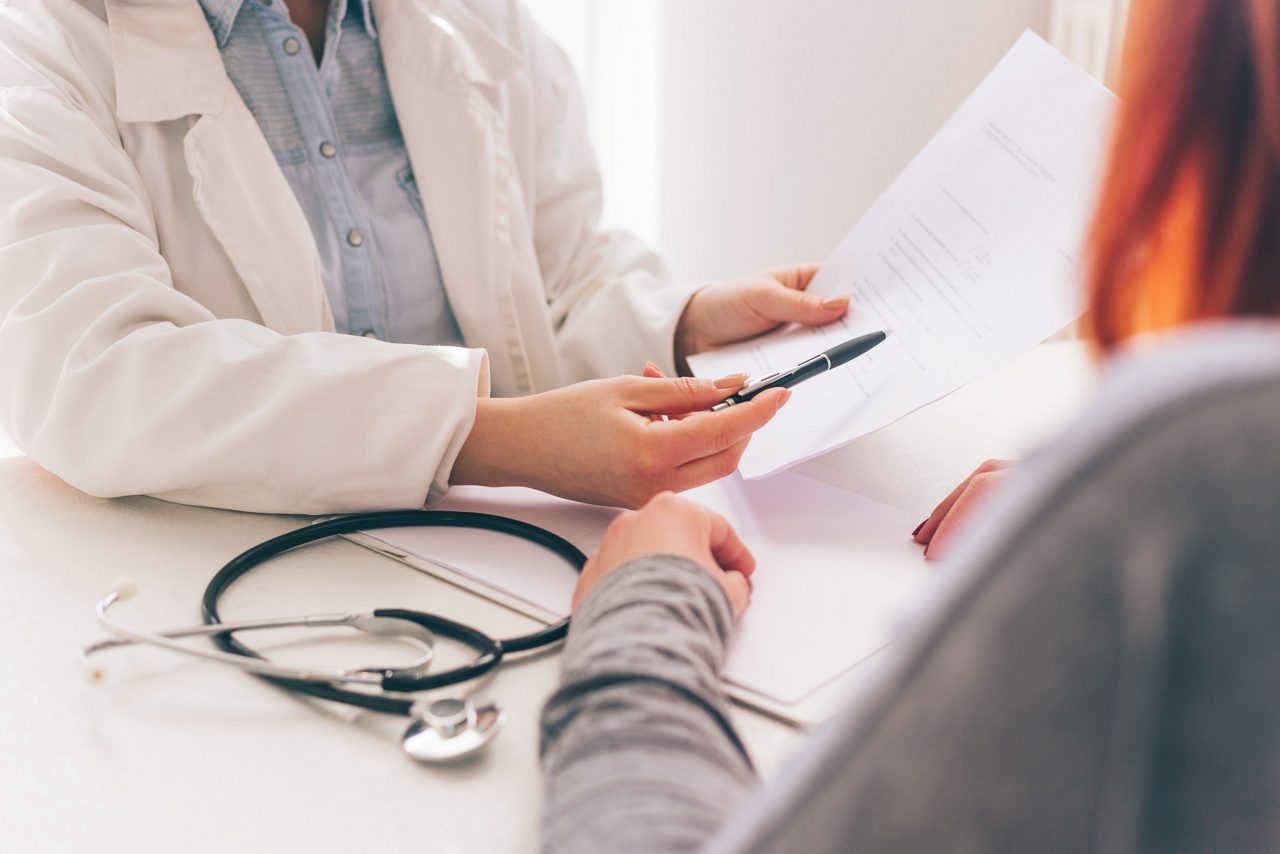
[882,329,893,337]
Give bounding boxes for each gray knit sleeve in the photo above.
[539,555,757,854]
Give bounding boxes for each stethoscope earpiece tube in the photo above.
[199,509,585,715]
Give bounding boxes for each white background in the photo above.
[523,0,1130,285]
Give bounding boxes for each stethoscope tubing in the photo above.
[199,509,586,716]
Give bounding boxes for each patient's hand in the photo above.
[573,492,756,616]
[914,459,1014,559]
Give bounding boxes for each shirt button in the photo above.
[282,36,302,55]
[319,141,337,159]
[346,228,365,247]
[362,330,379,340]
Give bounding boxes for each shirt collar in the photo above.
[197,0,378,49]
[197,0,247,47]
[355,0,379,40]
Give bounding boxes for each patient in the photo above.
[539,1,1280,850]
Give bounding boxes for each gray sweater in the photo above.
[540,325,1280,853]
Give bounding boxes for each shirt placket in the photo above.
[261,1,389,340]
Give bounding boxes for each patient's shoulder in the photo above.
[1065,320,1280,462]
[1018,320,1280,531]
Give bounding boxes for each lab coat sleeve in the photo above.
[0,81,487,515]
[520,14,704,381]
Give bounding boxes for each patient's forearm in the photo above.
[539,556,756,853]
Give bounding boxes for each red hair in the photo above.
[1087,0,1280,348]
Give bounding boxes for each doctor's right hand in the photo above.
[452,374,790,509]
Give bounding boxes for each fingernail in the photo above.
[714,373,750,389]
[821,295,851,310]
[911,519,926,537]
[778,388,793,406]
[644,361,660,373]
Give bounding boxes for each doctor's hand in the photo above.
[673,264,850,372]
[572,492,756,617]
[452,374,790,510]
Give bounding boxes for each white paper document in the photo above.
[360,473,936,706]
[688,32,1116,479]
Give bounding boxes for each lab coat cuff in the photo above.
[426,348,490,507]
[651,280,708,378]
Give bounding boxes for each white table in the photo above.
[0,342,1094,853]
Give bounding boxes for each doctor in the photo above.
[0,0,849,514]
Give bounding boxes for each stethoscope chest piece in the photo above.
[402,697,507,763]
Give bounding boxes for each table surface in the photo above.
[0,342,1095,853]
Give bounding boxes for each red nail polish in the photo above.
[911,519,926,537]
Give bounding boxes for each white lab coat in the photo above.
[0,0,699,513]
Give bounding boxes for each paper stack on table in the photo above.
[359,472,935,710]
[689,31,1117,480]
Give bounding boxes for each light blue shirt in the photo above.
[199,0,464,346]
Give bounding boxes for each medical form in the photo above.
[689,31,1117,479]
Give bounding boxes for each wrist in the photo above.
[673,300,706,377]
[572,555,737,662]
[451,396,534,489]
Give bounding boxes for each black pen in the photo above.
[711,330,890,411]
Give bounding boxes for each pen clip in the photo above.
[739,370,786,394]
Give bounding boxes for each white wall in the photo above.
[658,0,1055,284]
[523,1,664,248]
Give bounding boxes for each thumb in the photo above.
[719,570,751,618]
[745,284,850,327]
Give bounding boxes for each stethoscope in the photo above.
[82,510,585,763]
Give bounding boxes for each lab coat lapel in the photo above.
[184,105,334,335]
[106,0,332,335]
[376,0,531,392]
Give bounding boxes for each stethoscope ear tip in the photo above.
[109,577,139,602]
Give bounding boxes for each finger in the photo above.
[671,437,748,491]
[719,571,751,618]
[744,283,850,328]
[659,387,790,464]
[914,459,1011,545]
[768,264,823,291]
[626,374,749,416]
[642,364,702,421]
[642,363,668,421]
[924,475,998,560]
[703,504,756,578]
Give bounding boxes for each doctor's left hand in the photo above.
[673,264,850,371]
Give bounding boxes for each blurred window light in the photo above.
[1050,0,1131,83]
[522,0,664,250]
